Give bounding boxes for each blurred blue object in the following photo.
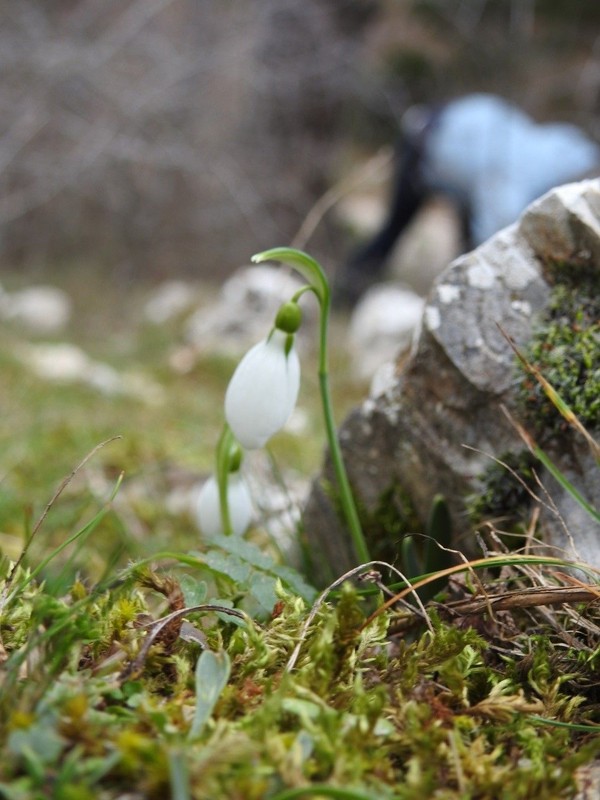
[336,93,600,305]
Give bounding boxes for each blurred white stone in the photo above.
[168,344,198,375]
[1,285,72,334]
[337,191,386,235]
[22,342,88,381]
[166,483,202,517]
[348,283,424,382]
[185,265,315,357]
[16,342,164,403]
[143,280,195,324]
[120,372,166,405]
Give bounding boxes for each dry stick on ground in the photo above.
[361,554,600,632]
[445,584,600,615]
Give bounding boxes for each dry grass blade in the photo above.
[361,554,600,631]
[285,560,427,672]
[290,147,393,250]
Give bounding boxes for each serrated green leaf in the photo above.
[208,534,317,602]
[178,574,208,607]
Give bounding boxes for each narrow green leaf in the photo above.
[532,443,600,524]
[168,750,191,800]
[189,649,231,739]
[5,473,123,607]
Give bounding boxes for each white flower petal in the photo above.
[225,329,301,449]
[196,473,252,537]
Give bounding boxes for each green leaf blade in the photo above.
[189,649,231,740]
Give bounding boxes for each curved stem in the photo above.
[317,292,370,564]
[252,246,370,564]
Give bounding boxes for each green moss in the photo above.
[517,260,600,440]
[2,568,600,799]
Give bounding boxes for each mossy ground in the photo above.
[2,560,600,800]
[1,266,599,799]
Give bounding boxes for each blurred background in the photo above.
[2,0,600,287]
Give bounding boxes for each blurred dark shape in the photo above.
[335,93,600,306]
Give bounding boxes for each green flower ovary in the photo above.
[274,301,302,335]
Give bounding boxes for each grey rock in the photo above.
[303,180,600,583]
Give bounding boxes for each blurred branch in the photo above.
[291,146,393,250]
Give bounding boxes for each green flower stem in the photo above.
[216,425,235,536]
[252,247,371,564]
[317,291,370,564]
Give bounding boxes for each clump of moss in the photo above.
[518,260,600,440]
[4,559,600,799]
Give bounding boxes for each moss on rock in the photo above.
[518,259,600,440]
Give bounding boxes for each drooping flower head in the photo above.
[224,301,301,450]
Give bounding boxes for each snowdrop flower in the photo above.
[225,303,301,450]
[196,472,252,537]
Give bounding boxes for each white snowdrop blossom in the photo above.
[196,472,252,537]
[225,328,301,449]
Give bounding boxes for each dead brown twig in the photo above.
[445,584,600,615]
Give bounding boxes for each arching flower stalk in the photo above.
[250,247,370,565]
[201,247,369,565]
